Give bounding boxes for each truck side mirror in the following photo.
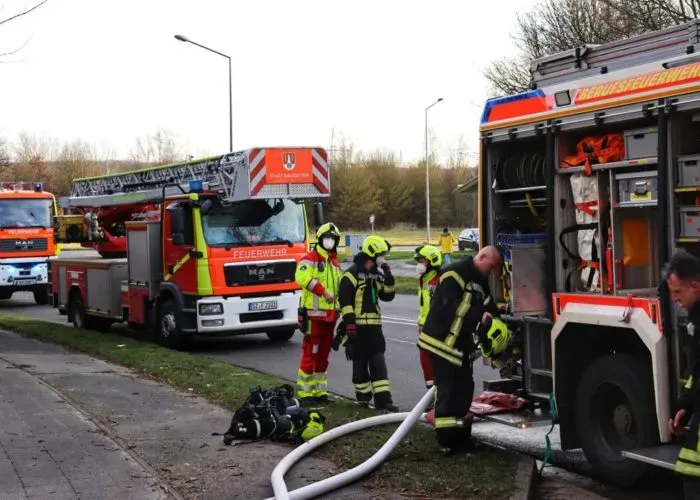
[314,202,324,227]
[169,204,186,245]
[200,199,213,215]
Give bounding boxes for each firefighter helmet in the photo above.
[361,235,390,258]
[477,317,511,358]
[316,222,340,241]
[301,411,325,441]
[413,244,442,268]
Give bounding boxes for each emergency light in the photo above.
[189,179,204,193]
[34,182,42,192]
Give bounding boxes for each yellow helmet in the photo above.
[478,317,511,358]
[316,222,340,241]
[301,411,325,441]
[361,235,390,258]
[413,244,442,268]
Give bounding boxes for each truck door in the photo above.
[163,201,198,295]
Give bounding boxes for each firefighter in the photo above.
[338,235,399,412]
[419,245,506,454]
[294,222,343,406]
[666,250,700,499]
[414,244,443,392]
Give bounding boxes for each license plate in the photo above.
[249,300,277,312]
[15,279,36,286]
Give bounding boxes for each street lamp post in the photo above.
[174,34,233,152]
[425,97,443,243]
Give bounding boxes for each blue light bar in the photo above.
[34,182,42,192]
[189,179,204,193]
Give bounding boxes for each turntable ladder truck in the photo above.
[49,147,329,348]
[477,19,700,486]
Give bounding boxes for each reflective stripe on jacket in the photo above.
[295,247,342,322]
[338,260,395,326]
[418,270,438,327]
[419,257,499,366]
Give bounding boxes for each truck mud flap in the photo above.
[621,444,681,470]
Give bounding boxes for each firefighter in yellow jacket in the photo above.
[294,223,342,406]
[420,246,508,454]
[414,244,443,391]
[338,235,399,412]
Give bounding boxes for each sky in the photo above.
[0,0,537,164]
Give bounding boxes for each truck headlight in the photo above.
[199,303,223,315]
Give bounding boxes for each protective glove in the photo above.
[332,321,346,351]
[344,337,355,361]
[345,322,356,338]
[380,262,392,275]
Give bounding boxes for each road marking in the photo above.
[383,315,417,322]
[383,319,417,326]
[387,337,416,345]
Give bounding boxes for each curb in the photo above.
[508,455,538,500]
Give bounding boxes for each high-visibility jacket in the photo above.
[675,304,700,477]
[338,255,395,326]
[295,246,342,322]
[419,257,499,366]
[418,269,439,327]
[438,233,456,254]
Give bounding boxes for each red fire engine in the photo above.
[49,147,328,348]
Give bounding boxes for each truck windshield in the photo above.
[0,199,52,229]
[201,198,305,247]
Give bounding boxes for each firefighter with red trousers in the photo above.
[337,235,399,412]
[414,244,443,392]
[295,223,342,406]
[419,246,508,454]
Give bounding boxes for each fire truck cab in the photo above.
[49,147,329,348]
[0,182,58,305]
[478,20,700,485]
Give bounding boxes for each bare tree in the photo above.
[484,0,699,96]
[130,128,184,166]
[51,139,100,195]
[0,0,50,59]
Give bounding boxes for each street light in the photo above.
[174,34,233,152]
[425,97,443,243]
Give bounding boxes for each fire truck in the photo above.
[478,20,700,485]
[49,147,329,348]
[0,182,58,305]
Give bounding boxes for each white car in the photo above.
[458,228,479,251]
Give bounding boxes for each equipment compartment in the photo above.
[678,155,700,187]
[623,126,658,160]
[680,206,700,237]
[617,171,658,205]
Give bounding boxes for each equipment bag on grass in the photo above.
[214,384,326,446]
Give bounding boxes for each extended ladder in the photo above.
[61,147,330,209]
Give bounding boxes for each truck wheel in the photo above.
[69,292,93,330]
[33,286,49,305]
[574,353,658,487]
[158,299,191,350]
[266,328,295,343]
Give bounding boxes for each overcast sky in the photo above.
[0,0,536,163]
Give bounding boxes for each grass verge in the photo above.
[0,313,518,499]
[393,276,417,295]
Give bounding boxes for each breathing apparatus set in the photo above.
[214,384,325,446]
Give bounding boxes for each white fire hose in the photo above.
[267,386,436,500]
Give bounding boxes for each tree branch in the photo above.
[0,0,48,27]
[0,37,31,58]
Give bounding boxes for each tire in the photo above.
[157,298,191,349]
[458,242,466,251]
[69,292,93,330]
[33,285,49,305]
[0,290,12,300]
[574,353,658,487]
[267,328,296,343]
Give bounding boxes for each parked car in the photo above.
[458,228,479,251]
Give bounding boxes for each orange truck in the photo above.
[49,147,329,348]
[0,182,58,304]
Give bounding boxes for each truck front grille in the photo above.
[224,260,296,287]
[0,238,48,252]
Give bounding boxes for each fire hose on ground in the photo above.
[267,386,436,500]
